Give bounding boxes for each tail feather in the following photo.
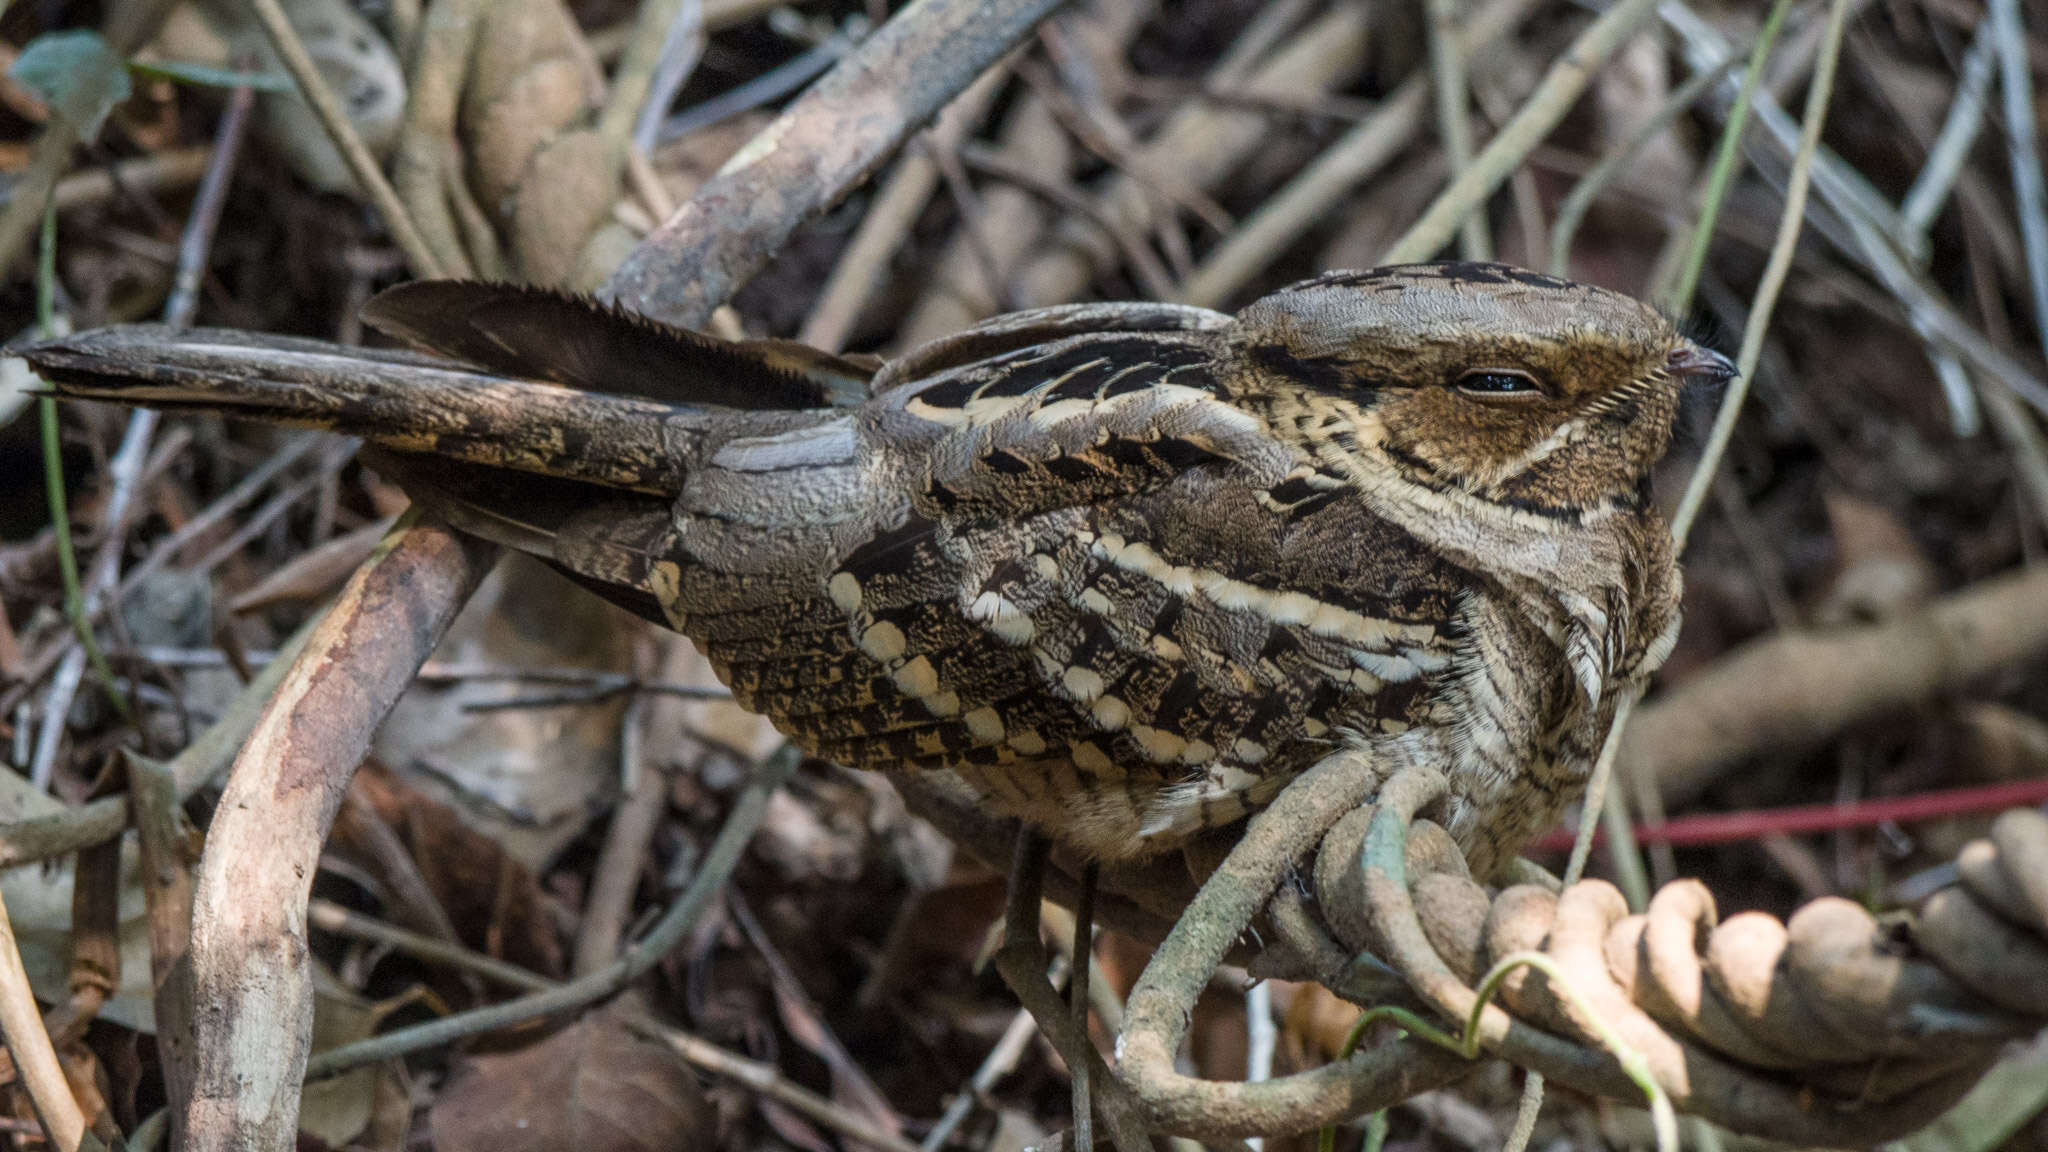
[15,324,694,495]
[365,449,681,628]
[7,279,881,624]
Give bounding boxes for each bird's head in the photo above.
[1230,262,1733,521]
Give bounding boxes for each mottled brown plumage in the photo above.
[16,262,1731,878]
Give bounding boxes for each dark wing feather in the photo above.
[361,280,872,409]
[872,301,1234,396]
[722,327,1466,854]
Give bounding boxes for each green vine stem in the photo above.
[34,193,130,726]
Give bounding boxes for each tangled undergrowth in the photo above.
[0,0,2046,1149]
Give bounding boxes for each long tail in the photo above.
[19,323,697,494]
[10,280,876,626]
[14,281,874,493]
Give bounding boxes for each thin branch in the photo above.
[1383,0,1660,264]
[1990,0,2048,346]
[243,0,446,277]
[1898,16,1996,249]
[303,744,799,1077]
[1425,0,1491,260]
[1670,0,1854,545]
[0,884,96,1150]
[798,64,1010,351]
[1178,0,1543,308]
[1549,53,1734,277]
[1662,0,1795,316]
[303,897,922,1152]
[605,0,1068,326]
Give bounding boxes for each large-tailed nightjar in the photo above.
[17,262,1732,879]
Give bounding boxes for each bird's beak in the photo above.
[1668,343,1737,385]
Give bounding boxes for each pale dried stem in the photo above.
[571,692,666,975]
[0,884,96,1150]
[598,0,692,163]
[1426,0,1490,260]
[1382,0,1661,264]
[800,65,1010,352]
[52,150,212,213]
[1178,0,1543,309]
[390,0,482,278]
[1899,18,1996,251]
[1014,4,1370,312]
[1662,2,2048,420]
[1669,0,1853,544]
[130,756,197,1150]
[1991,0,2048,346]
[183,513,496,1152]
[920,1002,1050,1150]
[605,0,1069,326]
[897,1,1156,347]
[244,0,446,277]
[1548,55,1733,277]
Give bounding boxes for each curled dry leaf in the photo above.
[152,0,406,193]
[332,758,565,979]
[429,998,714,1152]
[372,555,636,871]
[227,517,395,615]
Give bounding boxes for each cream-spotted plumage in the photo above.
[19,263,1729,878]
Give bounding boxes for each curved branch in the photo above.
[183,514,497,1152]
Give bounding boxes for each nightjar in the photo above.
[18,262,1731,879]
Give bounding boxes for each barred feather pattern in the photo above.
[18,263,1707,876]
[642,276,1688,874]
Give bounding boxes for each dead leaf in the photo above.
[372,555,634,870]
[335,759,564,978]
[430,1000,713,1152]
[301,974,386,1148]
[228,517,394,614]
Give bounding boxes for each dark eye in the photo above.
[1456,368,1543,398]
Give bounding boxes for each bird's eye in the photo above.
[1455,369,1543,399]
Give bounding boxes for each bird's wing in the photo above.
[669,329,1471,856]
[361,279,872,408]
[870,300,1233,397]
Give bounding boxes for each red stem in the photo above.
[1532,777,2048,852]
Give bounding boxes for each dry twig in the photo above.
[183,513,497,1151]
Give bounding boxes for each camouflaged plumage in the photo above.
[18,262,1729,878]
